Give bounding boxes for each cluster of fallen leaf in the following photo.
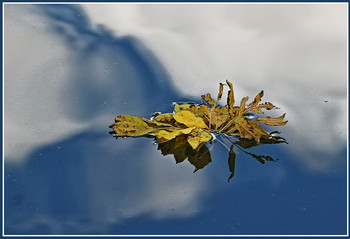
[109,80,287,151]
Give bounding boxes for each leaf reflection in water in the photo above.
[158,133,287,182]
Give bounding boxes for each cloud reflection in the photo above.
[4,4,208,234]
[83,3,347,171]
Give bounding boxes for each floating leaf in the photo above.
[110,80,288,182]
[234,117,270,142]
[246,102,276,114]
[173,111,208,129]
[110,115,156,137]
[256,113,288,126]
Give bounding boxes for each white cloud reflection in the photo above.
[4,4,209,233]
[84,3,348,170]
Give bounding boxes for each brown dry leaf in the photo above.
[216,83,224,104]
[208,107,230,129]
[238,96,249,116]
[248,90,264,108]
[256,113,288,126]
[201,93,216,107]
[246,102,276,114]
[234,117,270,142]
[226,80,235,115]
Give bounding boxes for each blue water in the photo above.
[4,4,347,236]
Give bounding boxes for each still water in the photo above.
[4,4,347,236]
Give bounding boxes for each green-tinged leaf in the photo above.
[110,115,156,137]
[154,113,174,124]
[157,127,195,143]
[226,80,235,115]
[179,103,193,111]
[202,93,216,106]
[174,103,181,113]
[187,129,212,150]
[173,111,208,129]
[228,145,236,182]
[256,113,288,126]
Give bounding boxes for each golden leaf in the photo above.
[174,103,193,113]
[173,111,208,129]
